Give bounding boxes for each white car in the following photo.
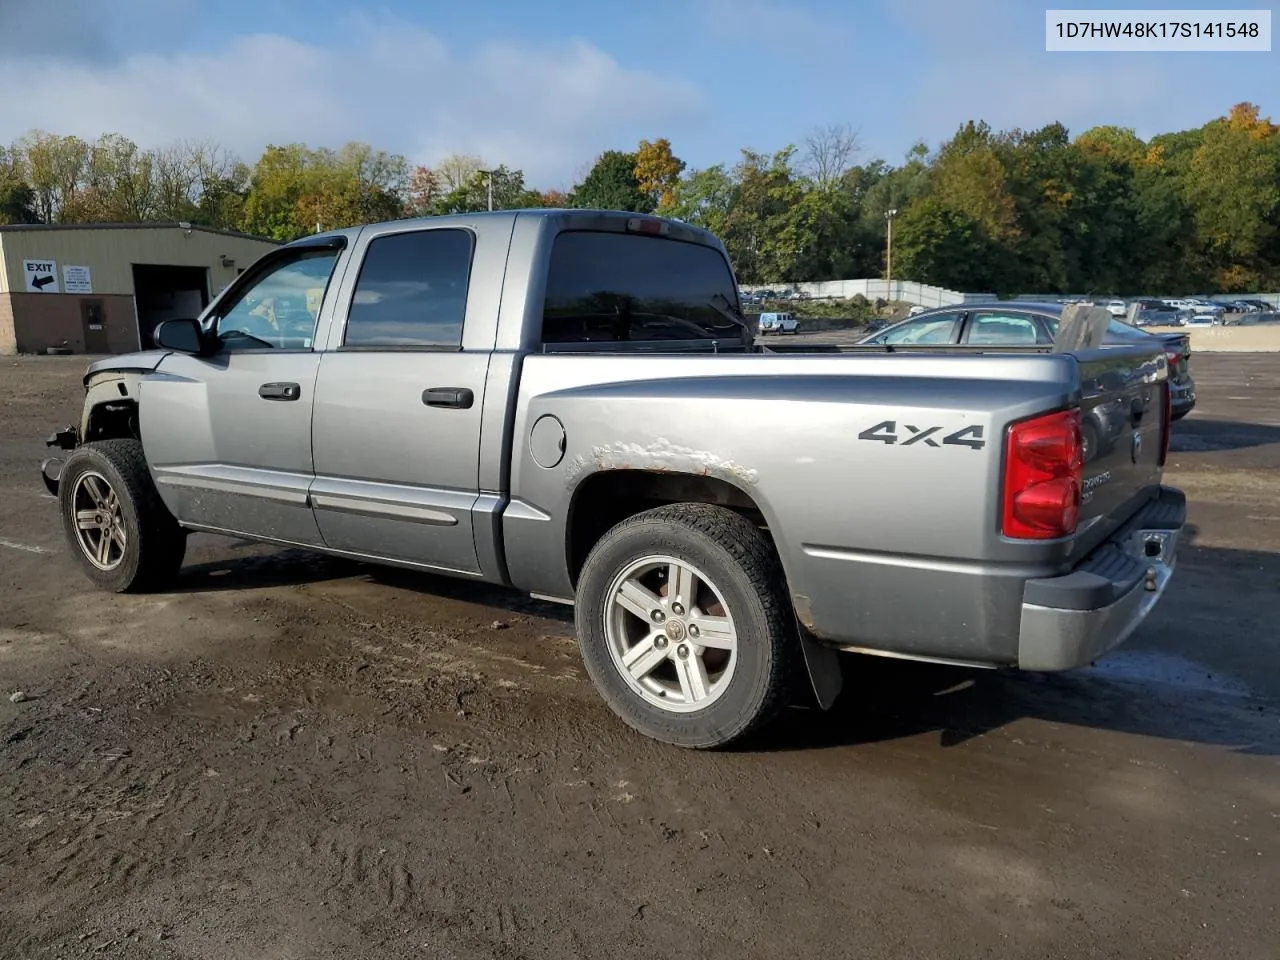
[1104,300,1128,317]
[907,305,927,317]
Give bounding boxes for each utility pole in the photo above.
[884,208,899,292]
[479,169,494,212]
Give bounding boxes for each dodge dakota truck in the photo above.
[41,209,1184,748]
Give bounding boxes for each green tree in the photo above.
[1182,102,1280,290]
[432,164,543,213]
[569,150,651,212]
[893,198,1003,292]
[63,133,157,222]
[0,145,37,224]
[241,142,408,240]
[932,121,1019,245]
[667,164,735,237]
[848,146,933,279]
[16,131,89,223]
[241,144,318,239]
[717,146,847,283]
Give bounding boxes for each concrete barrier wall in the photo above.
[1149,322,1280,352]
[740,279,995,307]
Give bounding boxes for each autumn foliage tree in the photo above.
[634,138,685,213]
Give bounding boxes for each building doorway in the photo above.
[132,265,210,350]
[81,300,109,353]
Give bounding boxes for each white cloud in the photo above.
[0,13,707,188]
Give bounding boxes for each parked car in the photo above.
[758,311,800,334]
[40,211,1184,749]
[860,302,1196,420]
[1186,299,1225,314]
[1132,300,1185,327]
[1102,299,1128,317]
[906,305,927,317]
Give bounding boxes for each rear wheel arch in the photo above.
[565,469,778,589]
[573,501,803,747]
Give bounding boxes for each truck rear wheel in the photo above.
[58,439,187,593]
[574,503,798,748]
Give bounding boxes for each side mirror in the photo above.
[153,318,205,354]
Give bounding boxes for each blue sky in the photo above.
[0,0,1273,188]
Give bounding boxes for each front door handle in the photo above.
[259,382,301,401]
[423,387,474,409]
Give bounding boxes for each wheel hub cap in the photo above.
[71,470,127,572]
[604,556,739,714]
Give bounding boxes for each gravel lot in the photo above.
[1,354,1278,959]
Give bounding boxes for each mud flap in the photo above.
[796,617,843,710]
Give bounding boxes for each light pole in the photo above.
[884,208,899,293]
[479,169,494,212]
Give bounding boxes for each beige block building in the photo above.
[0,223,280,355]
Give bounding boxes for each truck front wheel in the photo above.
[575,503,799,748]
[58,439,187,593]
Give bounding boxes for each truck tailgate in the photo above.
[1072,346,1168,554]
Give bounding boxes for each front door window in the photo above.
[215,249,341,351]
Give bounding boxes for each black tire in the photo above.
[574,503,799,749]
[58,439,187,593]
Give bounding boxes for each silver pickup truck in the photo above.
[41,209,1184,748]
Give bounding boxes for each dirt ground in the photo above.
[1,354,1278,960]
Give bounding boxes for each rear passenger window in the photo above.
[541,231,746,344]
[343,229,473,348]
[966,312,1043,345]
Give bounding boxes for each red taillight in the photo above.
[1159,381,1171,465]
[1001,409,1083,540]
[1165,349,1181,368]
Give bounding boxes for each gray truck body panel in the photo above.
[71,209,1181,672]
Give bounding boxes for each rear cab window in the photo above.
[540,231,746,347]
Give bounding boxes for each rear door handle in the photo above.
[423,387,474,409]
[259,382,301,401]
